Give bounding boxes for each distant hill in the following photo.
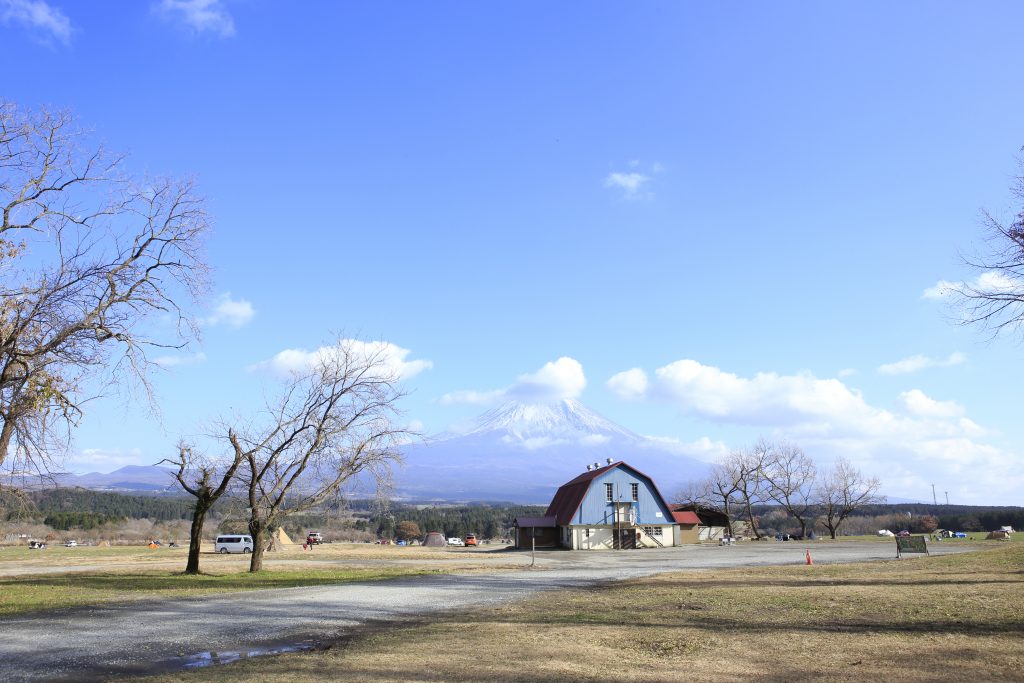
[55,465,178,492]
[395,399,712,503]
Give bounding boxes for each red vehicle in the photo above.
[465,533,478,547]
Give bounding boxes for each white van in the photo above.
[214,535,254,554]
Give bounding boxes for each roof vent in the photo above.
[586,464,593,471]
[606,458,613,465]
[593,462,600,470]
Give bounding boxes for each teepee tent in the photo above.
[422,531,447,547]
[266,526,295,552]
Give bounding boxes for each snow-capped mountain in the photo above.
[395,399,712,503]
[461,399,641,442]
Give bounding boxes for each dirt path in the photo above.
[0,542,976,681]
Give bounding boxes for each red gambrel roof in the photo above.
[672,510,700,525]
[544,461,676,526]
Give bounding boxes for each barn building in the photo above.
[514,460,696,550]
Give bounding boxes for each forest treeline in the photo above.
[1,487,1020,538]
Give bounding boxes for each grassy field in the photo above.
[0,543,514,616]
[142,544,1024,683]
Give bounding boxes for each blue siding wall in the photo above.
[574,465,672,525]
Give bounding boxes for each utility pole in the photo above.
[931,484,937,506]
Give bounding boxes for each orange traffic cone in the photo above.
[805,549,813,565]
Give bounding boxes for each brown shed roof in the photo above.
[514,516,557,528]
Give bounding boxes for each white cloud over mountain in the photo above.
[441,357,586,406]
[250,340,431,379]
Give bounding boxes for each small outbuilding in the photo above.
[513,516,559,549]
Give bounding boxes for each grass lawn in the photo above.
[144,544,1024,682]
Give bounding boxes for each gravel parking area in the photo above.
[0,541,976,681]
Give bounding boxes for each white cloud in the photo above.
[604,172,651,199]
[923,271,1023,299]
[157,0,235,37]
[640,435,730,463]
[68,448,145,472]
[204,292,255,328]
[607,357,1020,502]
[441,356,586,406]
[0,0,72,43]
[896,389,965,419]
[838,368,856,378]
[250,340,431,380]
[438,389,505,406]
[877,352,965,375]
[154,351,207,368]
[606,368,649,400]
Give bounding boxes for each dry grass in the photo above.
[0,543,517,615]
[145,545,1024,683]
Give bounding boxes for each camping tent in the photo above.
[266,527,294,552]
[422,531,447,547]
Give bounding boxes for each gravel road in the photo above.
[0,542,975,681]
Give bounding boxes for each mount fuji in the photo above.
[395,399,712,503]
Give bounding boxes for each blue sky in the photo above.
[3,1,1023,504]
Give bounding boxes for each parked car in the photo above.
[775,533,792,541]
[447,537,465,546]
[64,540,78,547]
[306,532,323,545]
[954,532,968,538]
[28,540,46,550]
[214,535,254,554]
[896,530,911,537]
[465,534,478,547]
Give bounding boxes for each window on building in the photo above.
[631,483,639,501]
[585,529,591,538]
[605,483,614,501]
[643,526,663,537]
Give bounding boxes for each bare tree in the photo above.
[762,441,817,539]
[953,160,1024,337]
[730,444,771,540]
[0,102,209,474]
[235,339,407,572]
[678,461,742,538]
[815,457,884,539]
[164,437,247,574]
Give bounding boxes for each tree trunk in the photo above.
[248,519,267,573]
[185,503,210,574]
[744,499,762,539]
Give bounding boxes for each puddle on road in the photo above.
[179,642,315,669]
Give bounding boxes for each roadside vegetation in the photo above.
[144,544,1024,682]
